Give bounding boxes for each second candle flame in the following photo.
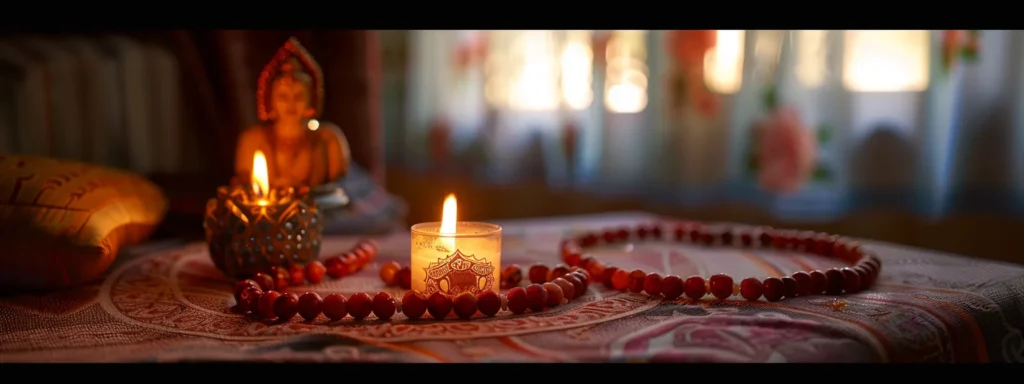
[440,194,457,235]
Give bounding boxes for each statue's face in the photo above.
[270,78,309,123]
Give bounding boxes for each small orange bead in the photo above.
[841,268,862,294]
[305,261,326,284]
[570,271,590,292]
[272,267,290,290]
[562,249,582,266]
[791,271,812,296]
[561,242,581,260]
[683,276,707,300]
[371,292,396,320]
[763,277,785,302]
[426,292,453,319]
[242,288,263,313]
[321,293,348,321]
[251,273,274,291]
[297,292,323,321]
[708,273,734,300]
[570,267,592,283]
[235,279,260,303]
[273,293,300,321]
[401,291,428,320]
[257,290,282,320]
[552,277,575,300]
[379,261,401,286]
[643,273,663,296]
[548,265,571,282]
[352,247,370,264]
[356,239,375,253]
[342,253,360,274]
[528,264,549,284]
[506,287,529,314]
[237,286,262,312]
[587,262,606,284]
[501,264,523,288]
[525,284,549,311]
[543,282,564,307]
[740,278,763,301]
[602,267,619,289]
[661,275,684,300]
[325,257,346,279]
[627,269,646,293]
[396,267,412,289]
[825,268,845,295]
[476,290,502,316]
[611,269,631,291]
[358,242,377,260]
[562,274,584,298]
[452,292,478,319]
[579,233,598,247]
[289,264,305,286]
[782,276,800,298]
[602,230,618,243]
[808,270,828,295]
[347,292,373,320]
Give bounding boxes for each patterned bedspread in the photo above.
[2,212,1023,363]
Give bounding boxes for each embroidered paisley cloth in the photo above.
[2,212,1022,362]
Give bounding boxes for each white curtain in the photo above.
[394,30,1024,221]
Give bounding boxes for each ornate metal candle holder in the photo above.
[204,184,324,279]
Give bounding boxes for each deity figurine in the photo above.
[235,37,350,208]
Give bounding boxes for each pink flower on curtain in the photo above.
[454,32,488,71]
[755,106,818,194]
[941,30,982,72]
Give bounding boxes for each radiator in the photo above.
[0,36,184,174]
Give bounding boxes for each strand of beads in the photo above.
[234,239,379,310]
[232,268,592,323]
[550,222,882,302]
[229,221,883,324]
[232,241,593,323]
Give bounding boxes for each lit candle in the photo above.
[252,150,270,206]
[203,150,324,279]
[438,194,457,251]
[410,194,502,298]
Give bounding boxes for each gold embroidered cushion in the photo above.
[0,155,168,290]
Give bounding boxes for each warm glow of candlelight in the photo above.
[252,151,270,205]
[440,194,457,235]
[439,194,457,251]
[410,194,502,298]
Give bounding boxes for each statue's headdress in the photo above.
[257,37,324,122]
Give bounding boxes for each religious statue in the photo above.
[235,37,350,208]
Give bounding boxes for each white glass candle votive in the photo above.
[410,222,502,298]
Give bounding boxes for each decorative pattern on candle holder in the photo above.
[204,185,324,279]
[410,222,502,298]
[424,250,496,297]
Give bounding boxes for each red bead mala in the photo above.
[230,222,882,323]
[556,222,881,302]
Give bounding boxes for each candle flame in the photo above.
[440,194,457,235]
[252,150,269,198]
